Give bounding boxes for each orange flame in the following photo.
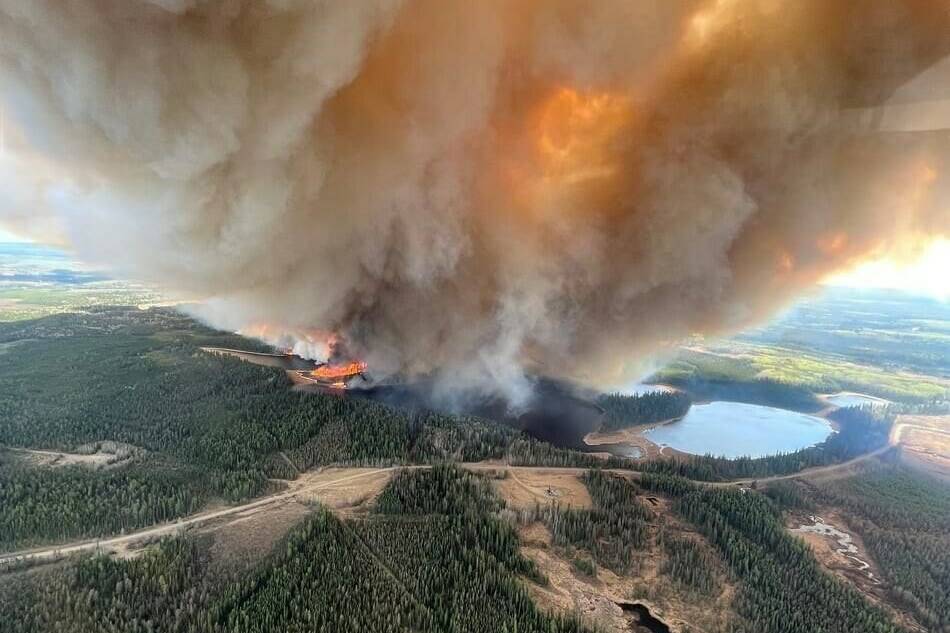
[310,361,367,382]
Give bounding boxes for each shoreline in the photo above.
[583,417,689,460]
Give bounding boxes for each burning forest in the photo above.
[1,0,949,403]
[306,361,369,389]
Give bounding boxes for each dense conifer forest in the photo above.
[534,471,653,574]
[810,461,950,632]
[1,466,589,633]
[0,459,209,550]
[639,473,910,633]
[658,530,718,595]
[0,308,604,547]
[597,391,692,431]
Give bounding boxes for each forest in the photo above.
[597,391,692,431]
[809,461,950,632]
[532,470,653,575]
[1,466,589,633]
[0,307,601,548]
[648,351,823,412]
[639,473,910,633]
[2,307,944,633]
[3,451,941,633]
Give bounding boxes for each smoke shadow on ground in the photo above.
[307,376,642,459]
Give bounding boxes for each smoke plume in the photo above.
[1,0,949,401]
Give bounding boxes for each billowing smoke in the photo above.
[1,0,949,402]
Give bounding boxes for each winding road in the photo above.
[2,419,945,569]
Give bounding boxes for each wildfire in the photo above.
[310,361,368,382]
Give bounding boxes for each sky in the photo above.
[3,224,947,300]
[823,239,950,300]
[0,228,27,242]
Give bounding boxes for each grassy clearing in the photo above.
[656,346,947,403]
[0,286,162,321]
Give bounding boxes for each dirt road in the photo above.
[0,467,397,567]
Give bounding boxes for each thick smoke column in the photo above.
[1,0,948,401]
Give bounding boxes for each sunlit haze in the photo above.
[824,239,950,300]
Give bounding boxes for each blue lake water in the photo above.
[643,401,833,459]
[825,393,889,408]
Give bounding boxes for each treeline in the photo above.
[597,391,691,432]
[639,473,908,633]
[531,471,653,574]
[890,400,950,415]
[812,462,950,632]
[635,405,893,481]
[506,436,632,469]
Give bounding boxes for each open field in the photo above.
[0,243,164,322]
[494,468,593,510]
[894,414,950,479]
[735,287,950,383]
[3,447,119,469]
[0,285,165,322]
[7,438,933,570]
[518,522,634,633]
[0,464,606,568]
[659,344,949,403]
[2,442,141,470]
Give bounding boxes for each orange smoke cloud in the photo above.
[1,0,949,401]
[535,87,632,185]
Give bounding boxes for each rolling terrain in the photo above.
[0,303,947,633]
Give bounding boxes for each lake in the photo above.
[643,401,833,459]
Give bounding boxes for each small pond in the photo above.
[643,401,833,459]
[618,602,671,633]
